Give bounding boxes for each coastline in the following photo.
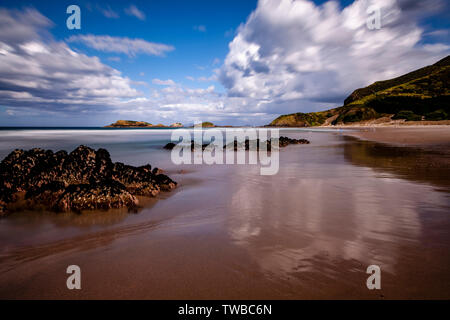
[263,123,450,149]
[335,125,450,148]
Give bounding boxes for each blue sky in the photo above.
[1,0,257,93]
[0,0,449,126]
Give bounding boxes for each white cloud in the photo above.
[99,5,119,19]
[114,83,260,125]
[198,75,218,82]
[0,8,141,115]
[67,35,174,57]
[219,0,450,115]
[152,78,176,86]
[423,43,450,53]
[125,5,146,21]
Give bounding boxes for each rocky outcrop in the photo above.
[225,136,310,151]
[278,136,310,147]
[0,145,176,215]
[163,136,310,151]
[105,120,153,127]
[105,120,184,128]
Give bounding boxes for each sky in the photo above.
[0,0,449,126]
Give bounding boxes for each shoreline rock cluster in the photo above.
[163,136,310,151]
[0,146,176,215]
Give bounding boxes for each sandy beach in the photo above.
[341,126,450,149]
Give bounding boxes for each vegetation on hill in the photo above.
[344,55,450,105]
[270,110,337,127]
[200,122,214,127]
[269,55,450,126]
[106,120,184,128]
[106,120,153,127]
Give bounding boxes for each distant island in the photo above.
[269,55,450,127]
[189,121,215,128]
[106,120,183,128]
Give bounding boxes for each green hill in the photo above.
[269,55,450,126]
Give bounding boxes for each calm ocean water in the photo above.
[0,128,449,299]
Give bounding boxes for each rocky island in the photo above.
[0,146,176,215]
[106,120,183,128]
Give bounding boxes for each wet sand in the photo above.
[343,126,450,149]
[0,129,450,299]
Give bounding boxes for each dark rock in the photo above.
[163,136,310,151]
[225,136,310,150]
[278,136,310,147]
[54,180,138,212]
[163,142,176,150]
[0,185,14,214]
[224,139,269,151]
[163,141,210,151]
[152,167,164,175]
[153,173,177,191]
[0,148,63,193]
[25,180,66,208]
[0,145,177,215]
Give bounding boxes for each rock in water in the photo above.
[0,145,177,215]
[278,136,310,147]
[163,136,310,151]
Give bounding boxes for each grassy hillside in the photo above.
[269,55,450,127]
[269,108,344,127]
[344,55,450,105]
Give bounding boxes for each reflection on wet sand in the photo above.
[227,164,421,276]
[224,134,450,298]
[343,136,450,189]
[0,216,171,274]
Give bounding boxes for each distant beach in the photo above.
[340,126,450,148]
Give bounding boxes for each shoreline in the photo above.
[335,126,450,148]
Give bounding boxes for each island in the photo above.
[186,122,216,128]
[105,120,183,128]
